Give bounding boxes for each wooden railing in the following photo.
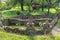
[9,18,52,21]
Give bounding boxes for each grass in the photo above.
[1,6,57,18]
[1,9,56,18]
[0,31,28,40]
[1,10,18,18]
[58,19,60,27]
[0,31,60,40]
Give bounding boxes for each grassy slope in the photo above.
[0,31,60,40]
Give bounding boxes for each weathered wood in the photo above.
[50,17,58,28]
[41,17,58,35]
[9,18,52,21]
[4,17,58,35]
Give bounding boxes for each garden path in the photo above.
[52,26,60,35]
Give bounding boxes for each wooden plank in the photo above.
[9,18,52,21]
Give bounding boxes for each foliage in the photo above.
[0,0,60,11]
[0,0,12,10]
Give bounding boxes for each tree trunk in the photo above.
[42,0,44,12]
[48,6,50,15]
[48,0,51,16]
[42,5,44,12]
[20,0,24,11]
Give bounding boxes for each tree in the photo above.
[41,0,44,12]
[46,0,51,15]
[20,0,24,11]
[6,0,24,11]
[45,0,60,15]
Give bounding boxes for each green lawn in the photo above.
[1,7,57,18]
[0,31,60,40]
